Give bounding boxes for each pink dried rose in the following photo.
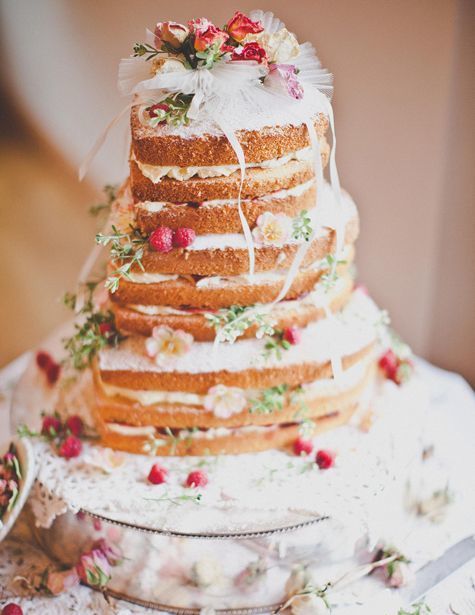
[45,568,79,595]
[226,11,263,42]
[387,560,414,588]
[76,548,111,588]
[268,63,304,99]
[189,18,228,52]
[154,21,189,49]
[231,41,267,63]
[145,326,193,367]
[92,538,123,566]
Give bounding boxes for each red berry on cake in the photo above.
[58,435,83,459]
[149,227,174,253]
[46,361,61,385]
[185,470,208,488]
[1,604,23,615]
[283,326,301,345]
[65,415,84,437]
[315,449,335,470]
[173,227,196,249]
[293,437,313,456]
[147,464,168,485]
[41,414,62,438]
[99,322,113,337]
[378,349,399,382]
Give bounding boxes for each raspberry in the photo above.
[378,349,399,382]
[2,605,23,615]
[147,463,168,485]
[315,449,335,470]
[58,435,83,459]
[41,414,62,438]
[148,103,170,122]
[99,322,113,337]
[36,350,53,370]
[65,415,84,437]
[46,361,61,385]
[283,326,301,345]
[149,226,173,253]
[185,470,208,488]
[293,437,313,456]
[173,227,196,249]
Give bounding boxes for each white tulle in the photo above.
[249,9,286,34]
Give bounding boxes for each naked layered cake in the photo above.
[68,10,411,456]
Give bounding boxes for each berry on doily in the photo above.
[36,350,61,385]
[185,470,208,488]
[65,415,84,437]
[41,414,62,438]
[378,349,399,381]
[173,227,196,249]
[293,437,313,456]
[36,350,52,370]
[283,326,301,345]
[147,463,168,485]
[149,226,173,253]
[1,604,23,615]
[59,435,83,459]
[315,449,335,470]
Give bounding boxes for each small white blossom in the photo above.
[204,384,247,418]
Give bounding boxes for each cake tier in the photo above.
[131,106,329,166]
[110,253,353,309]
[130,153,328,202]
[112,274,354,339]
[93,403,359,456]
[135,180,316,235]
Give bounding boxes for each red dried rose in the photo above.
[226,11,263,42]
[189,18,228,52]
[231,42,267,64]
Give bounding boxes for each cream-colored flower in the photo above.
[204,385,247,419]
[252,211,292,247]
[151,57,187,76]
[190,556,222,588]
[246,28,300,63]
[145,326,193,366]
[84,447,126,474]
[291,594,330,615]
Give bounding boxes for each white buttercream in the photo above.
[124,272,178,284]
[106,424,156,437]
[138,179,316,211]
[98,291,379,375]
[134,147,313,183]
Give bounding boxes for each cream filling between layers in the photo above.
[138,179,316,212]
[133,147,313,183]
[98,291,379,376]
[127,274,351,317]
[99,354,372,408]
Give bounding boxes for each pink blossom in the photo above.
[387,561,414,588]
[92,538,123,566]
[268,63,304,99]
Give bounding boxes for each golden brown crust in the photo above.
[111,275,354,339]
[93,404,357,456]
[109,255,354,309]
[129,157,327,203]
[94,361,375,429]
[131,108,329,166]
[135,183,317,235]
[98,343,375,394]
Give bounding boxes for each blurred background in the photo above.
[0,0,474,384]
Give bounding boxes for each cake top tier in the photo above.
[118,10,333,136]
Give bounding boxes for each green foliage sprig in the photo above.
[205,304,275,344]
[292,210,313,242]
[96,225,148,293]
[62,282,123,370]
[147,93,194,128]
[249,384,288,414]
[262,329,291,361]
